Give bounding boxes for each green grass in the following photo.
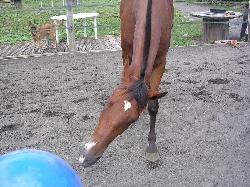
[0,0,202,46]
[172,10,202,46]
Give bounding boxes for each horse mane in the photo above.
[125,0,152,109]
[126,79,148,109]
[140,0,152,80]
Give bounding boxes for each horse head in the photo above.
[79,0,173,168]
[79,62,166,168]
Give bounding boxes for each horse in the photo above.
[79,0,174,168]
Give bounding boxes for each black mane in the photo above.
[140,0,152,79]
[125,79,148,109]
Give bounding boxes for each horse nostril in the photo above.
[79,148,86,157]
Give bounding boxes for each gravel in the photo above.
[0,44,250,186]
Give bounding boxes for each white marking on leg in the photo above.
[124,100,131,111]
[79,157,85,163]
[85,142,97,151]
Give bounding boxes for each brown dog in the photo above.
[29,20,64,53]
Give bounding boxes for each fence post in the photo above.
[66,0,76,52]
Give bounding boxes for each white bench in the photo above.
[51,12,99,44]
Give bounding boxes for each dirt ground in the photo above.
[0,44,250,187]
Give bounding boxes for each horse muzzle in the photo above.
[79,150,101,168]
[79,142,102,168]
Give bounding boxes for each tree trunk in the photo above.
[14,0,22,9]
[248,1,250,42]
[66,0,76,52]
[72,0,77,6]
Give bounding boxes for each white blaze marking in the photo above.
[85,142,97,151]
[124,100,131,111]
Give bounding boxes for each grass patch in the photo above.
[0,0,202,46]
[172,10,202,46]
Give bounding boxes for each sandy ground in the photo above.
[0,44,249,187]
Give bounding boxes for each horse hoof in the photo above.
[146,152,160,162]
[145,152,161,169]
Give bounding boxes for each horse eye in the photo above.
[106,99,114,107]
[131,119,136,124]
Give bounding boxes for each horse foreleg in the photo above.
[146,99,160,162]
[145,57,166,162]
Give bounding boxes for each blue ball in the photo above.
[0,149,83,187]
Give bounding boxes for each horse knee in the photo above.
[148,100,159,116]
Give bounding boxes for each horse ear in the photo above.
[122,60,131,86]
[148,90,167,100]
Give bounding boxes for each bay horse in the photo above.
[79,0,174,168]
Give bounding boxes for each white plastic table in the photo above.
[51,12,99,44]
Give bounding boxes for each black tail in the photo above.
[126,0,152,109]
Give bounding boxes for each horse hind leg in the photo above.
[146,99,160,164]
